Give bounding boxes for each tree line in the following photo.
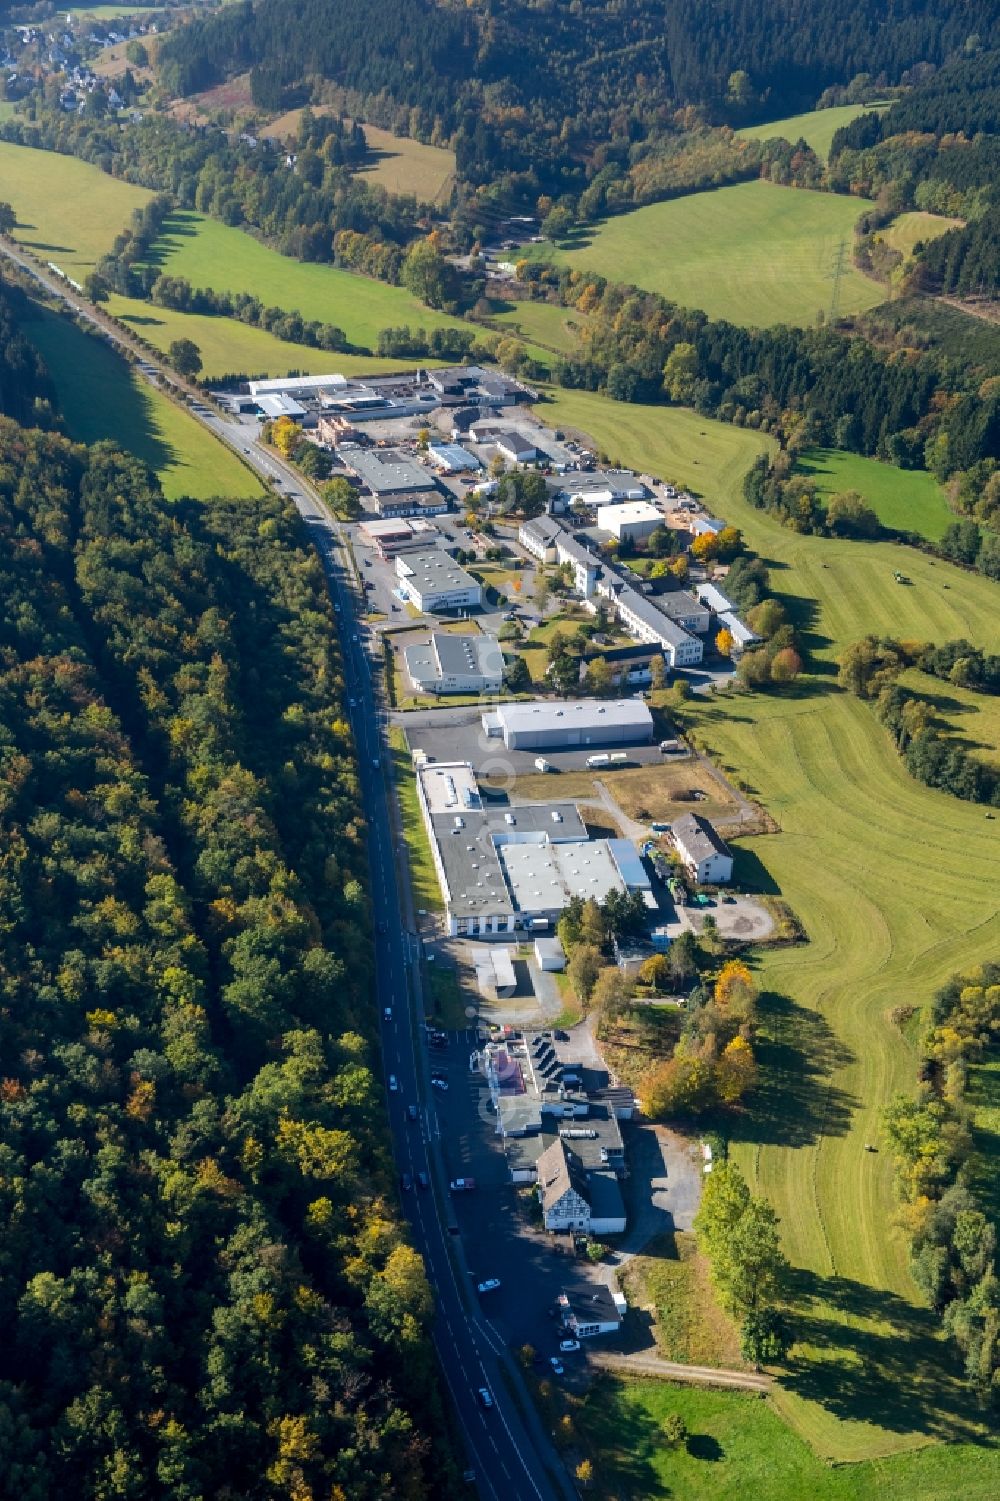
[0,272,55,426]
[883,963,1000,1403]
[0,418,456,1495]
[838,636,1000,808]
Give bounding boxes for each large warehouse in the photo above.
[404,632,504,695]
[395,549,483,613]
[481,698,653,751]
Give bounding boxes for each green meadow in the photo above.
[27,306,262,501]
[531,179,884,328]
[796,447,955,541]
[534,388,1000,1466]
[738,102,888,162]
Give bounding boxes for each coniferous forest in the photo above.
[0,407,449,1497]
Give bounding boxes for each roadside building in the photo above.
[557,1285,625,1338]
[671,812,734,884]
[359,518,436,557]
[345,448,439,499]
[403,632,504,695]
[614,589,704,668]
[256,393,307,421]
[481,698,653,751]
[596,500,662,543]
[395,549,482,613]
[537,1139,591,1232]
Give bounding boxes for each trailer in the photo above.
[586,753,610,768]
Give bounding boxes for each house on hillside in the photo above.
[671,812,734,885]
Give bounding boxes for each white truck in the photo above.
[586,753,610,768]
[534,757,551,772]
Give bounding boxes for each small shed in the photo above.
[534,935,566,972]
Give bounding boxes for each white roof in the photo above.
[719,610,759,645]
[256,393,306,418]
[696,582,736,613]
[249,374,347,395]
[487,698,653,737]
[597,501,660,526]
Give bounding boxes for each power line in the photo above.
[827,239,848,323]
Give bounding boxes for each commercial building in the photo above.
[689,514,727,538]
[395,550,482,613]
[671,812,734,885]
[256,393,307,420]
[415,762,515,937]
[534,935,566,971]
[482,698,654,751]
[561,472,647,507]
[371,490,450,519]
[427,442,481,473]
[597,500,662,543]
[358,517,437,557]
[613,590,704,668]
[403,632,504,695]
[494,430,538,464]
[345,448,439,498]
[536,1137,627,1236]
[427,365,527,406]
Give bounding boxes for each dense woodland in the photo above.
[0,420,453,1496]
[0,276,55,426]
[884,962,1000,1402]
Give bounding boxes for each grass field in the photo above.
[795,447,955,541]
[878,210,963,262]
[899,669,1000,767]
[490,299,587,354]
[0,139,151,276]
[576,1376,1000,1501]
[106,294,434,380]
[738,102,888,162]
[27,306,262,501]
[261,112,455,204]
[528,180,883,328]
[530,389,1000,1466]
[148,211,473,351]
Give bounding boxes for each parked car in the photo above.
[477,1278,501,1295]
[559,1339,581,1353]
[549,1358,564,1375]
[383,1006,392,1022]
[450,1178,476,1192]
[400,1170,413,1191]
[417,1170,429,1189]
[388,1074,399,1092]
[477,1387,494,1409]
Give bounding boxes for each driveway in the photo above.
[614,1124,702,1267]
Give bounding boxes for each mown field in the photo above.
[0,138,152,276]
[357,123,455,204]
[795,447,955,541]
[533,388,1000,1467]
[578,1376,1000,1501]
[738,102,887,162]
[106,294,436,380]
[878,210,963,262]
[490,298,587,354]
[530,180,884,328]
[148,211,473,350]
[27,305,262,501]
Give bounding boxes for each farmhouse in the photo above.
[395,549,482,613]
[481,698,653,751]
[671,812,734,885]
[403,632,504,695]
[597,500,661,543]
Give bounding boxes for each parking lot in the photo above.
[403,709,668,777]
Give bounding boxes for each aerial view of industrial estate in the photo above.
[0,0,997,1496]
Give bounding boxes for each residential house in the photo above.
[671,812,734,884]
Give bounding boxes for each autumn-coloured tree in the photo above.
[716,1036,757,1103]
[770,647,803,682]
[690,531,719,562]
[272,415,299,457]
[716,627,734,658]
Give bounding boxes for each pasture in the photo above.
[106,294,437,380]
[27,306,262,501]
[576,1376,1000,1501]
[148,210,473,350]
[533,389,1000,1465]
[738,102,888,162]
[357,123,455,204]
[533,180,883,328]
[490,298,587,354]
[0,138,151,276]
[795,447,955,541]
[877,209,963,262]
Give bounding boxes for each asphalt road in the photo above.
[0,237,571,1501]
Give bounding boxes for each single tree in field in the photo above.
[0,201,15,235]
[169,338,203,379]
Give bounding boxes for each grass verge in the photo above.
[388,726,443,913]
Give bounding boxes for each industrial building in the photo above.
[403,632,504,695]
[395,549,482,613]
[671,812,734,885]
[613,589,704,668]
[345,448,439,498]
[561,472,647,507]
[481,698,654,751]
[358,517,438,557]
[597,500,662,543]
[427,442,481,473]
[256,393,308,421]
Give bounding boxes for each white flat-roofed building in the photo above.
[482,698,653,751]
[719,610,760,655]
[497,838,627,923]
[671,812,734,885]
[562,471,647,507]
[395,549,482,613]
[249,374,350,396]
[404,632,504,694]
[256,393,307,419]
[427,442,481,473]
[695,582,737,614]
[359,518,430,556]
[690,515,727,538]
[597,500,662,542]
[614,590,704,668]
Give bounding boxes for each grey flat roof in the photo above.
[435,632,503,677]
[497,838,625,914]
[491,698,653,738]
[488,802,587,841]
[428,810,515,919]
[398,549,480,596]
[654,589,709,620]
[671,812,732,862]
[586,1170,626,1223]
[347,448,438,495]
